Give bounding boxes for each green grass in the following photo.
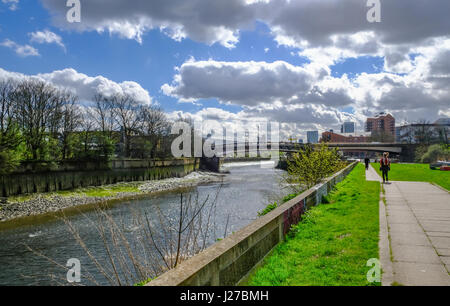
[246,164,380,286]
[8,183,141,203]
[371,163,450,191]
[257,193,303,217]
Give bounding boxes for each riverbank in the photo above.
[246,164,380,286]
[0,171,225,223]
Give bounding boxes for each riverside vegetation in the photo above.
[0,78,175,176]
[0,171,224,222]
[248,164,380,286]
[258,144,345,217]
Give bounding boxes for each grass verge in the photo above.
[246,164,380,286]
[8,182,142,203]
[371,163,449,191]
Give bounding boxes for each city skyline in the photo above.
[1,1,449,141]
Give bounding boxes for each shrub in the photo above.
[287,144,345,189]
[420,144,450,163]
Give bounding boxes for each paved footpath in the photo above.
[366,165,450,286]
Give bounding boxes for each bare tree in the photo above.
[110,93,142,158]
[60,92,82,160]
[414,119,433,145]
[92,94,117,135]
[0,80,16,136]
[11,80,64,160]
[92,94,118,157]
[140,105,169,158]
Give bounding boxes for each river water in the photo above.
[0,162,290,286]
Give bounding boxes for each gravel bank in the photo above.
[0,171,226,223]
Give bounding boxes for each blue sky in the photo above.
[0,0,448,140]
[1,3,313,114]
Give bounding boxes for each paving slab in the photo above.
[366,165,450,286]
[390,232,430,247]
[428,236,450,249]
[393,262,450,286]
[391,245,441,264]
[437,248,450,257]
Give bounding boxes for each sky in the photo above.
[0,0,449,141]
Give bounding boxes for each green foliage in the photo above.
[0,150,20,175]
[420,144,450,163]
[321,194,331,204]
[287,144,345,189]
[282,193,300,203]
[0,124,24,174]
[247,164,380,286]
[372,162,450,190]
[134,277,156,286]
[414,144,429,163]
[258,202,278,216]
[258,192,303,217]
[70,132,116,161]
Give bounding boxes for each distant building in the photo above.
[341,122,355,134]
[395,126,401,142]
[298,139,304,144]
[435,118,450,125]
[307,131,319,144]
[396,118,449,144]
[320,131,369,143]
[366,113,396,136]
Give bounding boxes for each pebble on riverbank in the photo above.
[0,171,226,223]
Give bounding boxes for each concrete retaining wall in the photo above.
[147,162,358,286]
[1,158,200,197]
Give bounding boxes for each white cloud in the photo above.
[163,42,450,131]
[2,0,19,11]
[41,0,259,48]
[0,39,39,57]
[162,60,329,106]
[29,30,65,51]
[0,67,152,105]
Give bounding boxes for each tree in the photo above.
[139,105,169,158]
[110,93,141,158]
[420,144,450,163]
[11,80,64,160]
[91,94,118,157]
[0,123,24,175]
[370,130,395,143]
[60,92,82,160]
[0,80,16,136]
[414,120,433,145]
[287,144,344,190]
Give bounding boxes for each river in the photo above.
[0,161,291,286]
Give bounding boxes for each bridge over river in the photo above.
[215,142,418,162]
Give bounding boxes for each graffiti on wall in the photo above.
[283,199,305,236]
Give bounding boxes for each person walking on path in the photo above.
[364,156,370,170]
[379,152,391,183]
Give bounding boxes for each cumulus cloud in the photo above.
[0,67,152,105]
[162,59,332,106]
[162,40,450,130]
[29,30,66,51]
[8,0,450,136]
[41,0,259,47]
[0,39,39,57]
[40,0,450,56]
